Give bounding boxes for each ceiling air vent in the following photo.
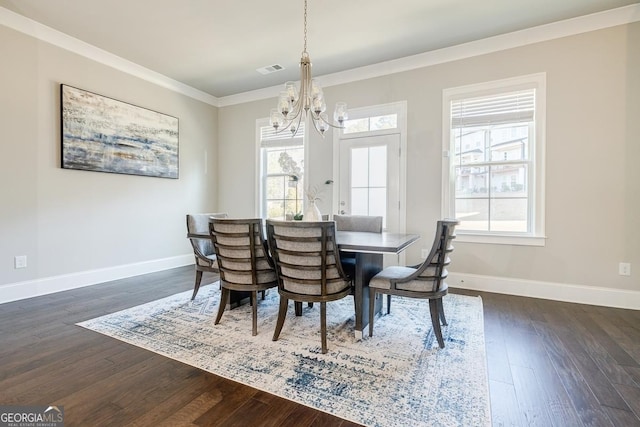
[257,64,285,75]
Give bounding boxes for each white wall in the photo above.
[218,23,640,307]
[1,11,637,309]
[0,24,219,301]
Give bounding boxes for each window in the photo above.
[442,74,546,245]
[343,113,398,134]
[350,145,388,221]
[258,122,305,220]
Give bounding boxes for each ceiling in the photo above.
[1,0,638,98]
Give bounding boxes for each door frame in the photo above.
[332,101,408,233]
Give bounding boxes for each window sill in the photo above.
[456,233,546,246]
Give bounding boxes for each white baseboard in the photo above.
[3,261,638,310]
[449,272,640,310]
[0,254,194,304]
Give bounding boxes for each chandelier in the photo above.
[269,0,348,137]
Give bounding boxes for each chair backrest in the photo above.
[186,213,228,257]
[266,220,351,297]
[334,214,383,233]
[209,218,276,286]
[394,219,459,292]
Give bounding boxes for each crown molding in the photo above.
[2,4,638,108]
[0,6,220,107]
[219,3,640,107]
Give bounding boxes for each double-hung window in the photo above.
[442,74,546,245]
[258,121,305,220]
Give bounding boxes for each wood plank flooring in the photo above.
[1,266,639,426]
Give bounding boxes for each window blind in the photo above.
[260,123,305,147]
[452,89,535,127]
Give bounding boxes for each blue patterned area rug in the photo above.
[78,284,490,426]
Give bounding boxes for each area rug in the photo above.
[78,284,490,426]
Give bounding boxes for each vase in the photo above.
[303,200,322,221]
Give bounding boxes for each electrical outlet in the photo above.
[619,262,631,276]
[14,255,27,269]
[421,249,429,258]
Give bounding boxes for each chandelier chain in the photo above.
[303,0,308,54]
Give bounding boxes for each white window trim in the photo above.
[442,73,546,246]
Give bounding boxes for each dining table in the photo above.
[197,218,420,339]
[336,231,420,339]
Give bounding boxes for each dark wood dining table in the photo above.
[336,231,420,339]
[196,220,420,339]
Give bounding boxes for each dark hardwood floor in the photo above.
[1,266,639,426]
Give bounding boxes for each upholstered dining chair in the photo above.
[209,218,278,336]
[266,220,353,354]
[368,219,459,348]
[186,213,228,300]
[334,214,383,233]
[333,214,383,276]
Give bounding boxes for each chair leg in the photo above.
[261,290,266,300]
[437,298,447,326]
[294,301,303,316]
[272,297,288,341]
[251,291,258,336]
[320,301,327,354]
[429,298,445,348]
[215,287,230,325]
[368,287,376,337]
[308,302,314,308]
[386,295,391,314]
[191,270,204,300]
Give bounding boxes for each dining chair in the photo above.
[266,220,353,354]
[186,212,228,300]
[368,219,459,348]
[333,214,383,277]
[334,214,383,233]
[209,218,278,336]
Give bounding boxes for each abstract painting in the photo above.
[61,84,179,178]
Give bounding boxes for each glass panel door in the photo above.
[339,134,400,233]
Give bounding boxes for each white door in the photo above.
[338,133,401,233]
